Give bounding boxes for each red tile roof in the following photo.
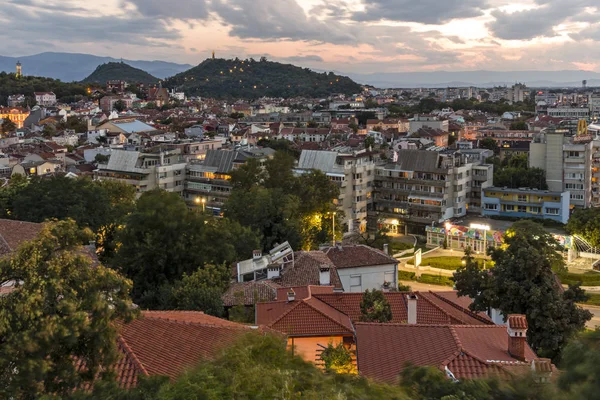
[273,251,343,290]
[507,314,528,330]
[0,219,42,257]
[113,311,251,386]
[324,245,397,269]
[355,323,537,383]
[222,280,280,307]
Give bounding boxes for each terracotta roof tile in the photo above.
[273,251,343,290]
[0,219,42,257]
[267,298,354,336]
[507,314,528,330]
[421,292,492,325]
[222,281,280,307]
[324,245,397,269]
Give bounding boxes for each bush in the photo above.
[418,274,454,287]
[558,271,600,287]
[390,242,414,253]
[406,256,492,270]
[583,292,600,306]
[398,270,416,281]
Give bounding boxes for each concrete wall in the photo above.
[336,263,397,292]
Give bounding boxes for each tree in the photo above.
[510,121,529,130]
[0,219,137,398]
[348,122,359,133]
[169,264,230,317]
[113,100,126,112]
[558,329,600,399]
[360,289,392,323]
[479,137,498,153]
[494,166,548,190]
[320,342,357,374]
[42,124,56,138]
[364,136,376,149]
[12,176,124,232]
[95,153,110,164]
[567,208,600,247]
[453,221,591,360]
[1,115,16,133]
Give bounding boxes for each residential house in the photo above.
[34,92,57,106]
[413,127,449,147]
[482,187,570,224]
[12,160,62,176]
[147,87,169,107]
[0,107,29,129]
[356,314,552,383]
[366,118,409,133]
[409,114,449,133]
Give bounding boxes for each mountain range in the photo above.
[1,52,599,88]
[0,52,192,82]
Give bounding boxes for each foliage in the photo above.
[319,342,357,374]
[167,264,230,317]
[225,152,340,251]
[406,254,491,270]
[493,166,548,190]
[82,62,158,84]
[166,58,361,99]
[57,115,88,133]
[0,173,28,218]
[398,270,417,280]
[110,190,259,308]
[510,121,529,130]
[94,153,110,164]
[479,137,499,153]
[0,219,137,399]
[453,221,591,361]
[566,208,600,247]
[10,176,135,232]
[1,115,16,133]
[557,271,600,286]
[256,138,300,158]
[0,71,88,105]
[360,289,393,323]
[113,100,126,112]
[399,364,555,400]
[558,329,600,400]
[418,274,454,287]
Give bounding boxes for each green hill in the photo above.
[82,62,158,84]
[165,58,362,99]
[0,72,88,106]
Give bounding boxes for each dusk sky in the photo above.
[2,0,599,73]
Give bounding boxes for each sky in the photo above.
[1,0,599,73]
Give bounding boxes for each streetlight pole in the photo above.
[445,222,451,250]
[201,198,206,213]
[328,211,337,246]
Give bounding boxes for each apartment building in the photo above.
[546,107,590,119]
[370,149,493,234]
[530,129,592,208]
[296,150,377,233]
[185,148,275,214]
[409,114,449,133]
[482,187,570,224]
[94,148,186,197]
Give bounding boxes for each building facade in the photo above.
[34,92,57,106]
[482,187,570,224]
[94,148,186,197]
[0,107,29,129]
[370,149,493,234]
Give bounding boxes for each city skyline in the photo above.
[1,0,599,73]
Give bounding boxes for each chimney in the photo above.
[507,314,528,361]
[383,243,389,255]
[287,289,296,302]
[267,266,280,279]
[407,294,418,324]
[252,249,262,260]
[319,265,331,286]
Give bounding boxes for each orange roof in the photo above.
[113,311,252,386]
[0,219,42,257]
[508,314,528,330]
[355,323,537,383]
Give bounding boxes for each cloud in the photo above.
[352,0,489,24]
[487,0,597,40]
[122,0,210,20]
[0,4,182,47]
[212,0,357,44]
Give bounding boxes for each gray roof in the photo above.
[298,150,340,174]
[203,148,274,173]
[392,149,441,172]
[105,150,145,173]
[484,186,566,196]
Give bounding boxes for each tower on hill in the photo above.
[212,50,215,59]
[16,61,22,78]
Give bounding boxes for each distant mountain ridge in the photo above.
[166,58,362,99]
[345,70,600,88]
[82,62,158,84]
[0,52,192,82]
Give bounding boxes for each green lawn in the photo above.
[583,292,600,306]
[405,256,492,271]
[559,271,600,287]
[397,270,454,287]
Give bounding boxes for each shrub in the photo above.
[418,274,454,287]
[406,256,491,271]
[558,272,600,287]
[398,270,416,281]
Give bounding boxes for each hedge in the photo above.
[398,270,416,281]
[406,256,493,271]
[558,272,600,287]
[418,274,454,287]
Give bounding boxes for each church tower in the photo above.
[212,50,215,59]
[16,61,22,78]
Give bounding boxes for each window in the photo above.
[350,275,362,292]
[517,195,527,202]
[484,203,498,210]
[546,208,560,215]
[571,194,584,200]
[566,183,584,190]
[568,151,580,157]
[518,205,527,213]
[384,271,395,285]
[530,206,541,214]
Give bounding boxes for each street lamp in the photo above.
[445,222,452,250]
[201,197,206,212]
[470,223,490,268]
[327,211,337,246]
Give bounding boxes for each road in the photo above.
[402,280,600,329]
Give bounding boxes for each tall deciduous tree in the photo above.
[566,208,600,247]
[0,219,137,399]
[1,115,16,133]
[360,289,392,323]
[453,221,591,360]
